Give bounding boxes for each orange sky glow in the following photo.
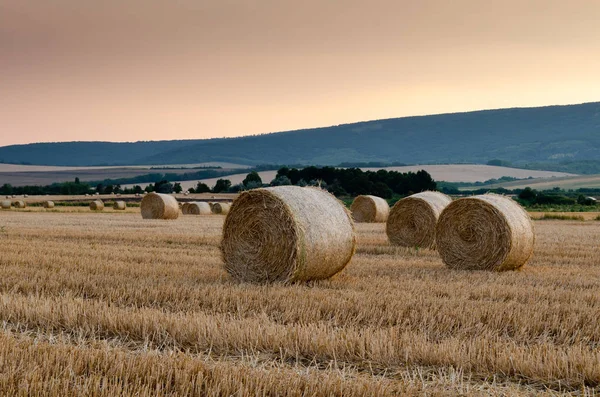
[1,0,600,146]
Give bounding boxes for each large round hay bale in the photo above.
[113,201,126,210]
[140,192,179,220]
[43,201,55,209]
[1,200,11,209]
[211,202,231,215]
[221,186,356,283]
[350,195,389,223]
[13,200,26,209]
[386,191,452,248]
[187,202,211,215]
[181,202,191,214]
[436,194,534,271]
[90,200,104,211]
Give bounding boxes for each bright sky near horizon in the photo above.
[1,0,600,147]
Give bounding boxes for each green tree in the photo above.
[243,171,262,187]
[194,182,211,193]
[213,179,232,193]
[173,183,183,193]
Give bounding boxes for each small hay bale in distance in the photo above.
[1,200,11,209]
[187,202,211,215]
[386,191,452,249]
[140,192,179,220]
[181,202,191,214]
[113,201,126,210]
[435,194,534,271]
[43,201,55,209]
[13,200,26,209]
[211,202,231,215]
[221,186,357,283]
[350,195,389,223]
[90,200,104,211]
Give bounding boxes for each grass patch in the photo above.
[539,213,585,221]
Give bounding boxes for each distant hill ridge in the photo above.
[1,101,600,168]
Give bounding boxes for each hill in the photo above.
[1,102,600,170]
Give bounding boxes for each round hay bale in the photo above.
[436,194,534,271]
[350,195,389,223]
[95,192,100,196]
[13,200,26,209]
[23,194,28,198]
[140,192,179,220]
[211,202,231,215]
[187,202,211,215]
[1,200,11,209]
[113,201,126,210]
[221,186,356,283]
[43,201,55,209]
[90,200,104,211]
[181,202,190,214]
[386,191,452,248]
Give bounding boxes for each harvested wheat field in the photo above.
[0,211,599,395]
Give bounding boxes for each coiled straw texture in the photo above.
[221,186,356,283]
[386,191,452,248]
[350,195,389,223]
[140,192,179,220]
[436,194,534,271]
[113,201,126,210]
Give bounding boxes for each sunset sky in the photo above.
[1,0,600,147]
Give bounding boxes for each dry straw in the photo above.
[436,194,534,271]
[187,202,211,215]
[221,186,356,283]
[350,195,389,223]
[181,202,191,215]
[113,201,126,210]
[43,201,55,209]
[386,191,452,248]
[211,202,231,215]
[1,200,11,209]
[90,200,104,211]
[13,200,26,209]
[140,192,179,220]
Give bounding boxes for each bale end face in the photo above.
[43,201,55,209]
[386,191,452,249]
[113,201,126,210]
[435,194,534,271]
[187,202,211,215]
[221,186,356,283]
[212,202,231,215]
[140,192,179,219]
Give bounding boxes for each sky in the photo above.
[1,0,600,147]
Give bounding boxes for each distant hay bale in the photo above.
[221,186,356,283]
[13,200,26,209]
[43,201,55,209]
[90,200,104,211]
[187,202,211,215]
[1,200,11,209]
[436,194,534,271]
[386,191,452,248]
[211,202,231,215]
[140,192,179,220]
[95,192,100,196]
[350,195,389,223]
[113,201,126,210]
[23,194,28,198]
[181,202,190,214]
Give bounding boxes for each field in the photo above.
[0,208,599,395]
[467,174,600,191]
[0,162,249,187]
[127,164,575,191]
